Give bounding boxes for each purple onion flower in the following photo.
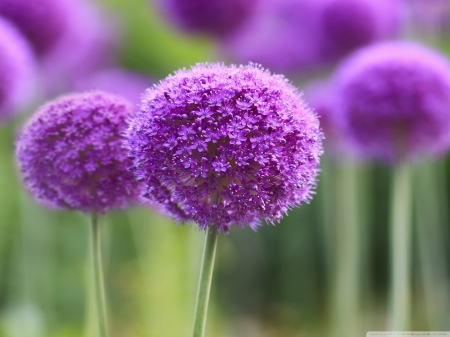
[333,42,450,162]
[156,0,259,38]
[0,17,36,121]
[223,0,402,74]
[127,63,323,232]
[74,68,152,105]
[16,91,140,213]
[0,0,72,56]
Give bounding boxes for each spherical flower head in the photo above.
[333,42,450,163]
[222,0,402,75]
[16,91,140,213]
[74,68,153,105]
[0,17,36,121]
[156,0,259,38]
[127,63,323,232]
[0,0,72,56]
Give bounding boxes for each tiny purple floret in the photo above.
[127,63,323,232]
[16,91,140,213]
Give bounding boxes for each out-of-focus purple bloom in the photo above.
[223,0,402,75]
[127,63,323,232]
[156,0,259,38]
[74,68,152,105]
[0,0,72,56]
[16,91,140,213]
[333,42,450,162]
[42,0,119,95]
[303,80,341,154]
[0,17,35,121]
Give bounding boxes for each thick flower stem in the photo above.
[90,212,108,337]
[192,226,219,337]
[388,162,412,330]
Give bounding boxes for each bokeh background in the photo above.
[1,0,450,336]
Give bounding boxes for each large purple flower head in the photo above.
[0,0,71,56]
[333,42,450,162]
[127,63,323,232]
[16,91,140,213]
[156,0,259,38]
[223,0,402,75]
[0,17,35,121]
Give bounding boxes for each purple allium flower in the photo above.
[74,68,152,105]
[156,0,259,38]
[0,0,71,56]
[223,0,402,74]
[16,91,139,213]
[127,63,323,232]
[333,42,450,162]
[0,17,35,121]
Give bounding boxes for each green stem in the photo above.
[90,213,108,337]
[330,161,360,337]
[192,226,219,337]
[388,162,412,330]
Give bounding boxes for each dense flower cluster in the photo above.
[223,0,401,74]
[0,0,71,55]
[156,0,259,38]
[333,42,450,162]
[0,17,35,121]
[127,63,322,232]
[16,91,139,213]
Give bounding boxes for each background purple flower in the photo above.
[41,0,119,95]
[222,0,402,75]
[155,0,259,38]
[0,16,35,121]
[74,68,152,105]
[16,91,140,213]
[333,42,450,162]
[127,63,323,232]
[0,0,72,56]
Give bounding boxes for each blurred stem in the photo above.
[192,226,219,337]
[415,161,450,328]
[331,161,360,337]
[388,162,412,330]
[90,212,108,337]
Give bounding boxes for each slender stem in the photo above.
[330,161,360,337]
[90,212,108,337]
[388,162,412,330]
[192,226,219,337]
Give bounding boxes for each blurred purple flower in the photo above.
[156,0,259,38]
[16,91,140,213]
[41,0,119,95]
[74,68,152,105]
[0,0,71,56]
[333,42,450,162]
[223,0,402,75]
[127,63,323,232]
[0,17,36,121]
